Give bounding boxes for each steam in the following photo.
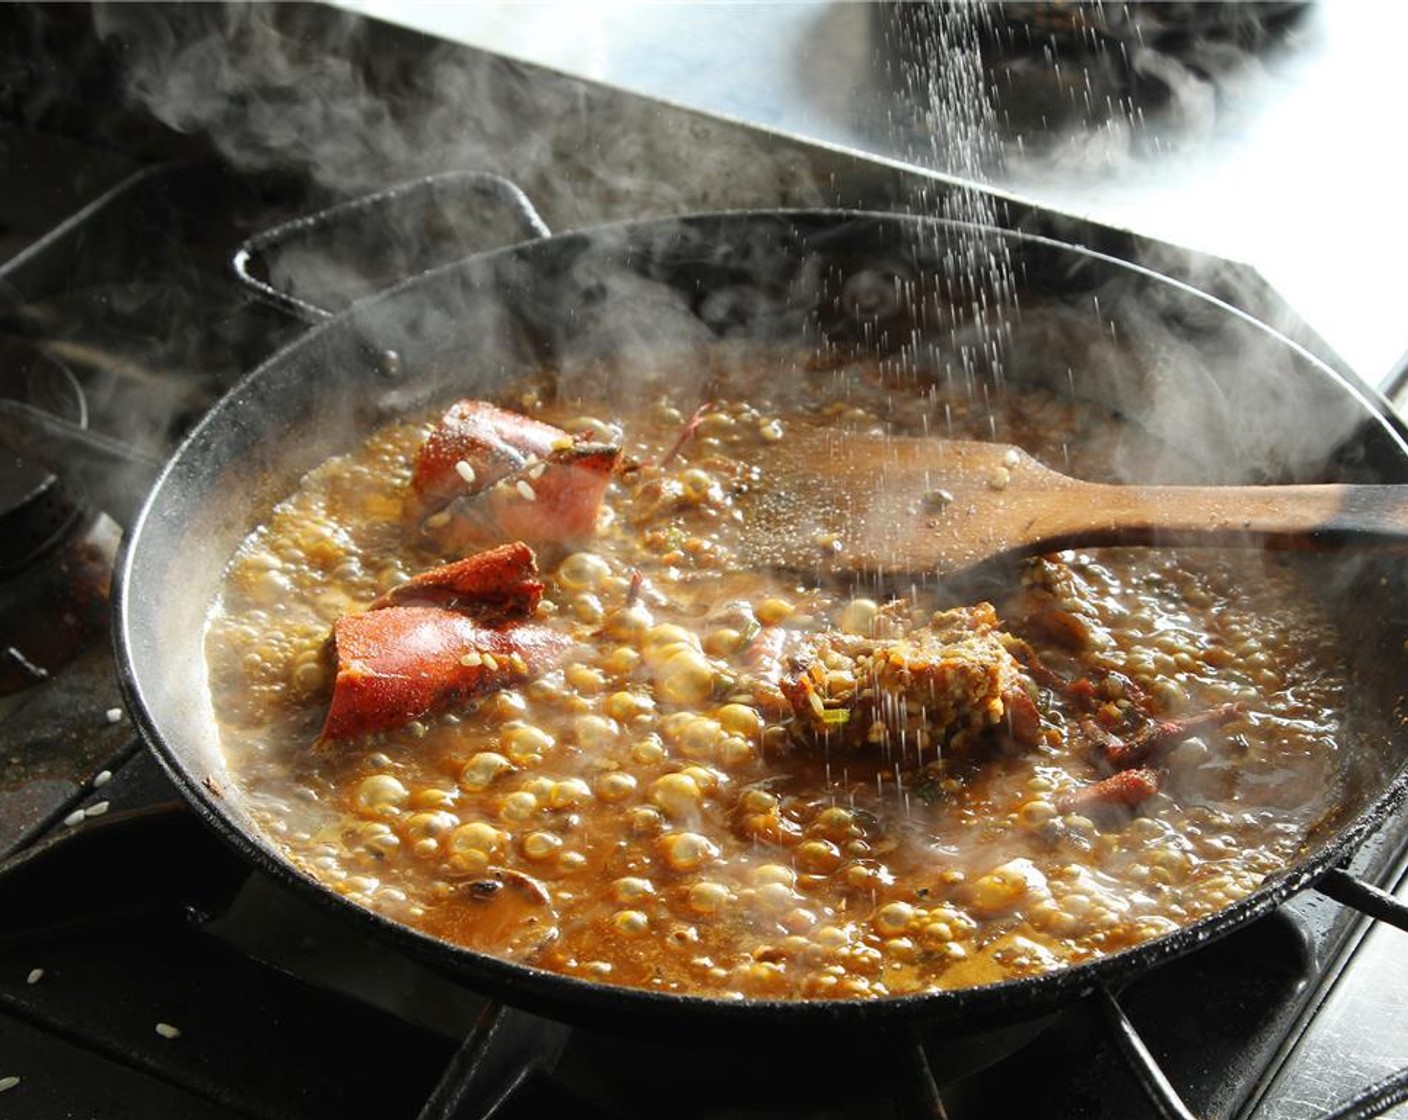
[92,4,826,217]
[94,4,500,195]
[86,2,1373,495]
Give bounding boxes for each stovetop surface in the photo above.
[3,5,1408,1119]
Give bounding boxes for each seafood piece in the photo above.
[324,542,563,740]
[458,867,559,962]
[322,607,570,740]
[413,400,620,544]
[466,443,620,544]
[1058,704,1244,820]
[413,400,571,505]
[370,541,542,618]
[1058,767,1162,813]
[657,401,714,468]
[741,623,793,717]
[778,602,1043,752]
[1004,556,1102,651]
[1082,703,1244,770]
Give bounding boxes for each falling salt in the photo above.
[883,3,1016,394]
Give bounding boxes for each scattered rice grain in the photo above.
[515,480,537,502]
[105,707,124,724]
[0,1076,19,1093]
[155,1022,182,1040]
[62,809,86,828]
[453,459,477,486]
[26,968,43,985]
[86,801,110,817]
[93,769,112,788]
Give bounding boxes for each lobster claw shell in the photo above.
[321,541,569,742]
[322,606,570,741]
[369,540,542,616]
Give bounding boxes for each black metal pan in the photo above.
[114,173,1408,1047]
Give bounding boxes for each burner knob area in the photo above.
[0,344,116,695]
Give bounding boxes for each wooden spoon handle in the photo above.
[1049,482,1408,552]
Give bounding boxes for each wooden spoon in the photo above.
[736,428,1408,578]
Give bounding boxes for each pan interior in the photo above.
[119,211,1408,1028]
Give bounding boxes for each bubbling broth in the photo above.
[206,346,1344,1000]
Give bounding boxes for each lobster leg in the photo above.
[1058,767,1163,814]
[1094,702,1245,770]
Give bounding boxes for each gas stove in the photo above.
[3,5,1408,1119]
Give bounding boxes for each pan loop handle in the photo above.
[232,170,552,324]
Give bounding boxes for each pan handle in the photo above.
[1314,866,1408,934]
[232,171,553,324]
